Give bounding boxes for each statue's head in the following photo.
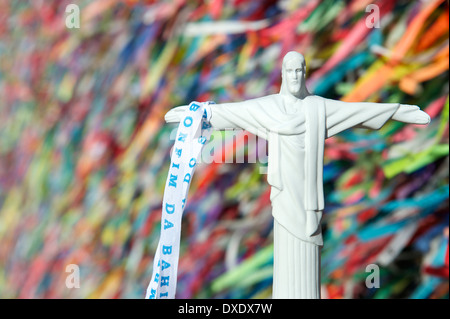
[280,51,308,98]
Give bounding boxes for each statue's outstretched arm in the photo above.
[164,102,253,130]
[164,98,274,139]
[325,98,431,138]
[391,104,430,125]
[164,105,188,123]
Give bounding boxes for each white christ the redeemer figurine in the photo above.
[164,51,431,299]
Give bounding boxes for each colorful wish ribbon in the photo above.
[146,101,213,299]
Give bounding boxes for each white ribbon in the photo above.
[146,101,213,299]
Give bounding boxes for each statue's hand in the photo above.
[164,105,188,123]
[415,109,431,125]
[306,210,320,237]
[393,104,431,125]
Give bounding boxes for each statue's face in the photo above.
[284,58,306,96]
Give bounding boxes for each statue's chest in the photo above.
[285,101,306,149]
[284,130,306,149]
